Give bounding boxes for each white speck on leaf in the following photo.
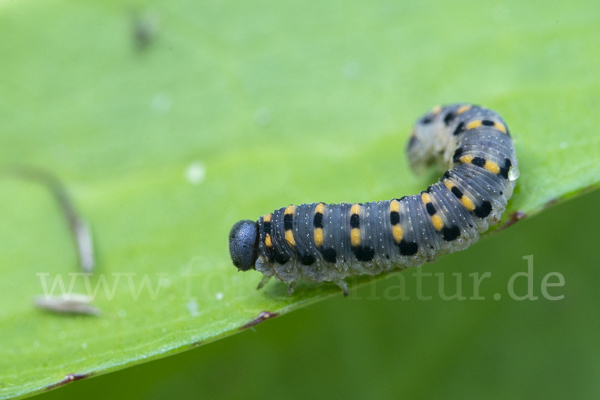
[253,108,271,126]
[151,92,172,113]
[186,298,200,317]
[342,61,360,79]
[185,162,206,185]
[34,294,100,316]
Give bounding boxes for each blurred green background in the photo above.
[1,0,600,398]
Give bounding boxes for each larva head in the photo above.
[228,220,259,271]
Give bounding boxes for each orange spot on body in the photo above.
[314,228,324,246]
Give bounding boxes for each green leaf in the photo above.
[1,0,599,398]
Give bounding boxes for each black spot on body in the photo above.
[474,201,492,218]
[443,171,451,179]
[301,253,315,265]
[390,211,400,225]
[482,120,495,126]
[453,122,465,136]
[274,251,289,265]
[451,186,463,199]
[353,246,375,262]
[321,247,337,263]
[421,116,433,124]
[263,221,271,233]
[408,136,419,149]
[444,112,456,126]
[453,147,464,162]
[399,240,418,256]
[426,203,436,216]
[499,158,512,179]
[313,213,324,228]
[472,157,486,167]
[283,214,293,230]
[442,225,461,241]
[350,213,360,228]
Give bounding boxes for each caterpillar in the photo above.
[228,104,519,296]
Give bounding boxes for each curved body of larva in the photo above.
[228,104,519,295]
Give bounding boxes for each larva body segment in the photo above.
[228,104,519,295]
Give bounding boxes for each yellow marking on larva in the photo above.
[432,105,442,115]
[431,214,444,231]
[285,230,296,246]
[314,228,324,247]
[484,160,500,174]
[351,203,361,215]
[263,214,271,223]
[444,180,455,190]
[285,205,296,215]
[265,234,272,247]
[456,105,471,115]
[392,225,403,243]
[494,122,507,133]
[390,199,400,213]
[466,120,482,130]
[421,192,432,204]
[461,195,476,211]
[315,203,325,214]
[351,228,361,247]
[460,155,474,164]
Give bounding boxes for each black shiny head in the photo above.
[228,220,259,271]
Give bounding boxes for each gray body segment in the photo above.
[248,104,518,285]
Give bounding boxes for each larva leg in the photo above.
[334,278,349,297]
[257,275,271,290]
[286,282,297,296]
